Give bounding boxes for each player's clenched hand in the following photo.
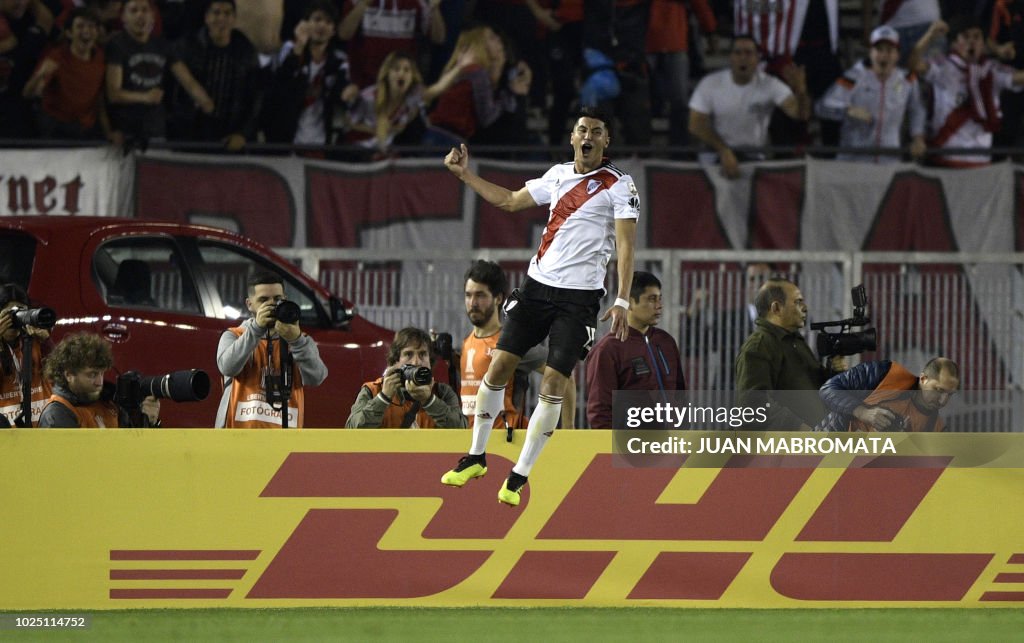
[444,144,469,178]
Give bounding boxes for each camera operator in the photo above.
[38,332,160,428]
[0,284,53,427]
[346,327,466,429]
[735,278,847,430]
[215,273,327,428]
[818,357,959,432]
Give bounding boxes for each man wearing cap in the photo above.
[817,25,926,163]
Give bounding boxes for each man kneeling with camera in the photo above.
[38,332,160,428]
[216,272,327,428]
[346,327,466,429]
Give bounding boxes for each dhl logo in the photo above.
[108,453,1024,604]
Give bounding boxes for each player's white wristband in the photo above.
[614,297,630,310]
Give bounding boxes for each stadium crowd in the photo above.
[2,0,1024,165]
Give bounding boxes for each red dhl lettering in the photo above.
[233,452,989,601]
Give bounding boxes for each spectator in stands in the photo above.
[169,0,263,151]
[586,271,684,429]
[459,260,575,434]
[106,0,214,147]
[343,48,471,158]
[646,0,717,151]
[909,16,1024,166]
[260,0,357,146]
[0,283,52,427]
[346,326,465,429]
[817,25,927,163]
[735,277,845,430]
[215,272,327,428]
[22,8,116,142]
[38,332,161,428]
[57,0,122,41]
[0,0,51,139]
[818,357,959,432]
[734,0,841,147]
[688,34,810,179]
[473,0,548,112]
[338,0,445,88]
[424,24,531,148]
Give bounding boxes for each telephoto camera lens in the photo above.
[399,364,432,386]
[10,306,57,330]
[274,300,301,324]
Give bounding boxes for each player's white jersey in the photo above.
[524,160,640,291]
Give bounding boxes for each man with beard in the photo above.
[818,357,959,432]
[38,332,160,428]
[910,16,1024,166]
[459,260,575,434]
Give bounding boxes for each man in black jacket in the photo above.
[170,0,263,150]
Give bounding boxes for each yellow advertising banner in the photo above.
[1,430,1023,609]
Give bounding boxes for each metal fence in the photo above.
[277,248,1024,431]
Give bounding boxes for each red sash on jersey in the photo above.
[537,168,617,260]
[931,55,1001,148]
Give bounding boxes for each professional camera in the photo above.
[8,306,57,331]
[115,369,211,408]
[273,300,301,325]
[399,363,432,386]
[811,284,877,358]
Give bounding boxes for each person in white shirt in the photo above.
[688,34,810,179]
[439,106,638,507]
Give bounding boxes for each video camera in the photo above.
[115,369,211,408]
[810,285,877,358]
[8,306,57,331]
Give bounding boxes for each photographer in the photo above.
[735,278,846,430]
[346,327,466,429]
[818,357,959,432]
[215,272,326,428]
[0,284,53,427]
[38,332,160,428]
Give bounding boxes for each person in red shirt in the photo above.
[22,7,117,141]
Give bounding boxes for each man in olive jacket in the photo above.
[735,278,845,430]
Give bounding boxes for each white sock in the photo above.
[469,377,505,455]
[512,394,562,477]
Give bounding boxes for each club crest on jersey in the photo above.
[587,179,602,194]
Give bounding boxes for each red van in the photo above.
[0,216,392,427]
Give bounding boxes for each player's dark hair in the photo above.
[574,106,613,138]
